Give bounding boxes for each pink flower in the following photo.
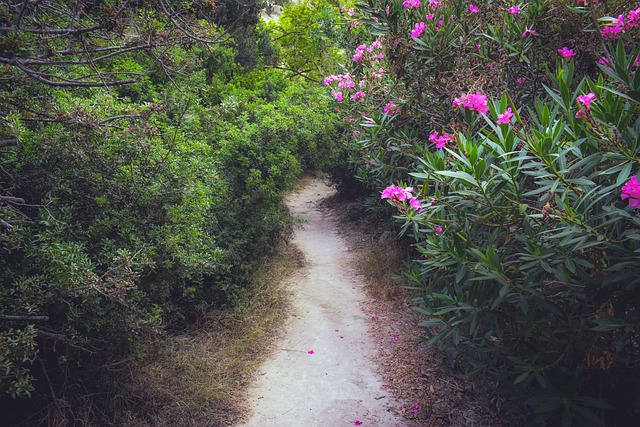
[381,185,414,202]
[429,131,454,148]
[410,198,424,212]
[391,336,398,341]
[508,6,520,16]
[516,76,527,83]
[497,107,515,125]
[410,402,421,414]
[433,226,443,233]
[353,51,363,62]
[575,110,585,119]
[576,92,596,110]
[469,4,479,13]
[371,316,377,322]
[403,0,420,7]
[352,91,366,102]
[558,47,576,58]
[412,22,426,38]
[332,91,343,102]
[348,8,355,16]
[354,421,363,426]
[476,43,481,52]
[426,13,435,19]
[383,102,397,114]
[621,176,640,208]
[307,350,315,354]
[522,27,536,37]
[453,92,489,115]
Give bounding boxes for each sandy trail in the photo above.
[237,179,406,427]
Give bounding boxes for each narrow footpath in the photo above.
[237,178,407,427]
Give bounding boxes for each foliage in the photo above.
[266,0,345,81]
[329,0,640,425]
[0,1,346,423]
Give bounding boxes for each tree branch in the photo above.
[0,315,49,322]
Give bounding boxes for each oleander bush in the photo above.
[329,1,640,424]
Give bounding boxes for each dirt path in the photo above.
[237,179,407,427]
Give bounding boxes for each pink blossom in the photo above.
[516,76,527,83]
[601,25,623,40]
[371,316,377,322]
[354,421,363,426]
[347,8,355,16]
[403,0,420,7]
[476,43,481,52]
[621,176,640,208]
[367,41,382,52]
[426,13,434,20]
[497,107,515,125]
[522,27,536,37]
[508,6,520,16]
[469,4,479,13]
[381,185,414,202]
[352,91,366,102]
[433,226,443,233]
[598,57,612,70]
[453,92,489,115]
[410,198,424,212]
[383,102,397,114]
[391,336,398,341]
[412,21,426,38]
[332,91,343,102]
[429,131,453,148]
[353,51,363,62]
[307,349,315,354]
[557,47,576,58]
[429,0,440,9]
[410,402,421,414]
[575,110,585,119]
[576,92,596,110]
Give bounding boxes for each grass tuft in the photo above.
[108,243,303,427]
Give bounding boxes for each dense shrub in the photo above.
[0,3,346,421]
[330,1,640,424]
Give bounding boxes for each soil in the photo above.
[237,178,406,427]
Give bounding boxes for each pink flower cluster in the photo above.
[352,40,384,62]
[429,131,454,148]
[575,92,596,118]
[601,7,640,40]
[324,73,356,102]
[469,4,479,13]
[621,176,640,209]
[381,185,424,212]
[412,21,426,38]
[453,92,489,115]
[403,0,420,8]
[497,107,515,124]
[508,6,520,16]
[383,102,400,115]
[558,47,576,58]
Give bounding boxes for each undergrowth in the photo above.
[102,243,303,427]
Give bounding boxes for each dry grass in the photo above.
[112,243,304,427]
[332,197,518,426]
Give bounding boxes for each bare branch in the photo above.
[0,315,49,322]
[267,66,322,83]
[0,195,26,204]
[0,139,17,147]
